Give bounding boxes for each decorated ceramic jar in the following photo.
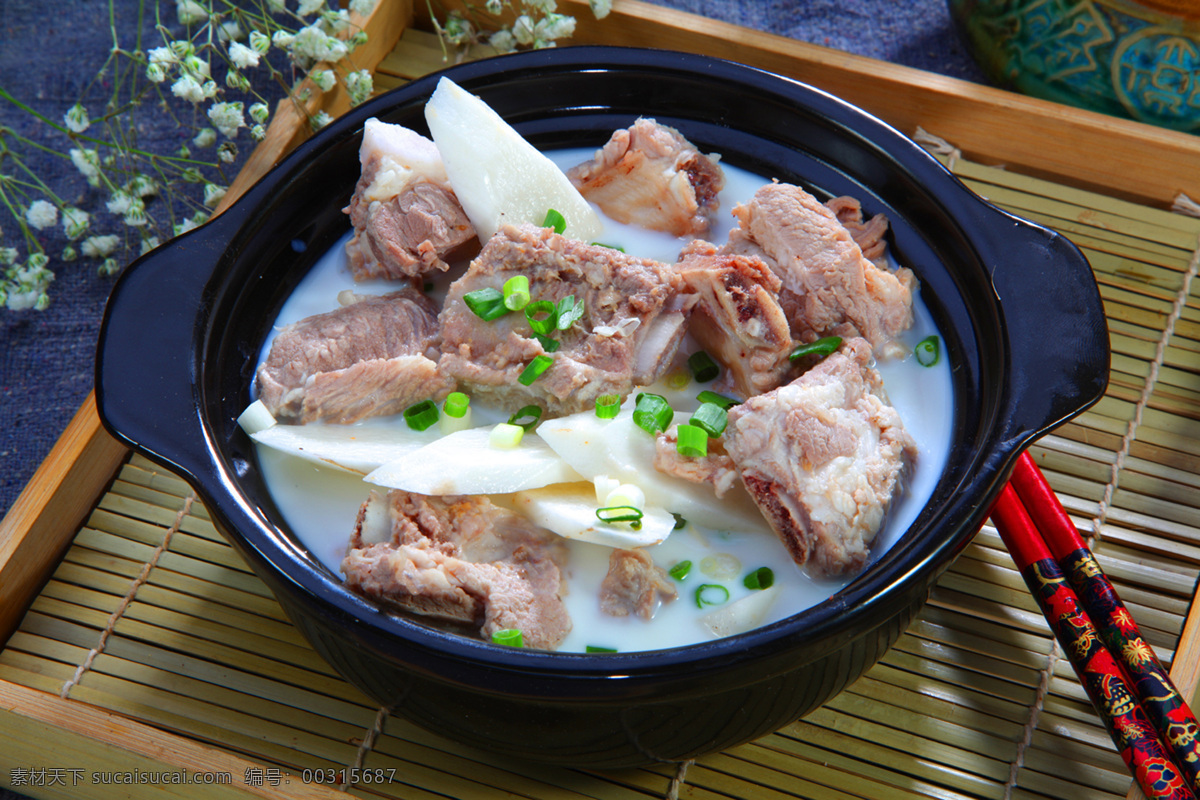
[948,0,1200,131]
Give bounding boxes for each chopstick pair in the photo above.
[989,452,1200,800]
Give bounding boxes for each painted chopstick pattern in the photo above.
[990,483,1197,800]
[1011,451,1200,793]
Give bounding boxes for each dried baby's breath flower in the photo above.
[229,41,260,69]
[249,102,269,124]
[192,127,217,148]
[207,101,246,138]
[345,69,373,107]
[64,103,90,133]
[82,235,120,259]
[176,0,209,25]
[311,110,333,130]
[349,0,375,14]
[62,208,90,240]
[203,183,227,207]
[298,0,326,16]
[311,69,336,92]
[25,200,58,231]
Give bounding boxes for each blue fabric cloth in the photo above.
[0,3,979,796]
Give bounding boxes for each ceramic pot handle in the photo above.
[981,208,1110,445]
[95,210,241,482]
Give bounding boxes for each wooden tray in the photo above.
[3,2,1200,798]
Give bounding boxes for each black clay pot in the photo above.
[95,46,1109,768]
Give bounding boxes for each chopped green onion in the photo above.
[595,394,620,419]
[668,560,692,581]
[586,644,618,653]
[555,294,585,330]
[489,422,525,449]
[743,567,775,590]
[463,287,508,321]
[596,505,644,526]
[590,242,625,252]
[502,275,531,310]
[687,350,720,382]
[525,300,555,336]
[671,512,687,530]
[442,391,470,419]
[518,354,554,386]
[533,332,560,353]
[665,368,690,390]
[696,390,740,410]
[789,335,842,361]
[542,208,566,234]
[915,335,940,367]
[403,399,439,431]
[507,404,543,431]
[689,402,728,438]
[675,423,709,458]
[695,584,730,608]
[492,629,524,647]
[632,393,673,435]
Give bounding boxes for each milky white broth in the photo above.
[253,149,954,653]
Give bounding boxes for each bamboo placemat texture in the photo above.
[2,149,1199,800]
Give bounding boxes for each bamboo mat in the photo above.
[2,149,1199,800]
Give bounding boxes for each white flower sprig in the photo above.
[0,0,380,312]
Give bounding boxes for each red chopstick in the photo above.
[1010,451,1200,794]
[989,481,1197,800]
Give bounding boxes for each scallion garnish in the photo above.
[442,391,470,419]
[695,583,730,608]
[789,335,842,361]
[555,294,585,330]
[675,423,709,458]
[687,350,720,382]
[525,300,555,336]
[492,629,524,647]
[632,393,673,435]
[668,560,692,581]
[595,394,620,419]
[696,390,740,410]
[463,287,509,321]
[586,645,618,653]
[542,208,567,234]
[671,512,687,530]
[743,567,775,590]
[489,422,525,449]
[533,332,560,353]
[503,275,531,311]
[689,402,728,438]
[915,335,940,367]
[402,399,439,431]
[507,404,543,431]
[596,505,644,527]
[518,354,554,386]
[590,242,625,252]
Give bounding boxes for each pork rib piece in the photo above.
[342,489,572,650]
[676,240,795,397]
[599,548,677,620]
[567,117,725,237]
[438,223,690,415]
[343,118,477,281]
[724,182,916,357]
[255,288,452,424]
[723,338,916,576]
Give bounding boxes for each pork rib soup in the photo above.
[243,78,954,654]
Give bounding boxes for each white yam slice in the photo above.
[424,76,604,242]
[364,426,582,495]
[536,407,769,534]
[699,586,780,638]
[248,413,441,475]
[510,483,674,549]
